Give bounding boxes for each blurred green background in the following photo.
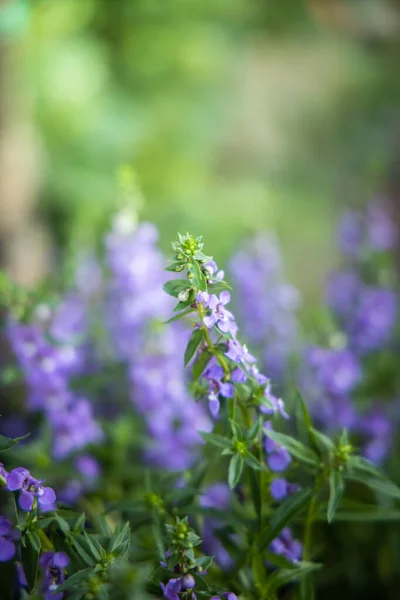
[0,0,399,301]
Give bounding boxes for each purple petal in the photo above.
[6,468,27,491]
[38,487,56,506]
[0,538,16,562]
[231,368,247,383]
[203,315,217,329]
[209,397,220,419]
[220,291,231,305]
[208,295,218,310]
[19,490,34,511]
[0,518,12,536]
[219,382,234,398]
[53,552,70,568]
[270,479,288,500]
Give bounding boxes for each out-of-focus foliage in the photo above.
[1,0,399,301]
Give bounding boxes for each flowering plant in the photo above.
[0,206,399,600]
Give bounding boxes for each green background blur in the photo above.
[0,0,399,301]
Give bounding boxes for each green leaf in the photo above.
[258,490,312,549]
[0,432,30,452]
[110,521,131,553]
[249,468,261,520]
[184,328,205,367]
[83,531,102,561]
[199,431,232,449]
[163,280,192,298]
[229,419,244,441]
[310,428,335,455]
[346,473,400,499]
[246,416,263,442]
[188,260,207,291]
[266,430,319,467]
[71,537,95,567]
[21,532,40,592]
[295,389,319,454]
[207,281,232,294]
[164,308,195,324]
[192,350,212,380]
[346,455,400,498]
[228,454,244,488]
[243,452,266,472]
[327,510,400,522]
[266,561,322,593]
[55,567,92,593]
[327,470,345,523]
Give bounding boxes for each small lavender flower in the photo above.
[161,578,182,600]
[203,292,237,336]
[225,339,257,365]
[270,479,300,501]
[270,528,303,562]
[40,551,70,600]
[264,422,291,472]
[6,468,56,511]
[202,365,234,418]
[0,517,16,562]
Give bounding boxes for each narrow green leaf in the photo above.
[55,567,92,593]
[192,350,212,380]
[346,473,400,499]
[243,452,267,472]
[184,328,205,367]
[165,261,186,272]
[266,561,322,593]
[229,419,244,441]
[0,432,30,452]
[245,416,263,442]
[266,431,319,467]
[310,428,335,456]
[327,470,345,523]
[295,389,319,454]
[188,260,207,291]
[258,490,312,549]
[164,308,195,324]
[21,533,40,592]
[199,431,232,449]
[228,454,244,489]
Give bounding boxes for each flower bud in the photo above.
[178,289,190,302]
[182,574,195,589]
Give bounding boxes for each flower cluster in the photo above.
[7,293,102,460]
[304,200,399,463]
[40,551,70,600]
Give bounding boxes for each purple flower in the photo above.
[40,551,70,600]
[260,382,289,419]
[75,455,101,480]
[270,479,300,501]
[7,468,56,512]
[203,292,237,335]
[348,287,397,352]
[225,339,257,365]
[203,365,234,418]
[205,260,224,281]
[264,423,291,472]
[270,528,303,562]
[0,517,16,562]
[161,578,182,600]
